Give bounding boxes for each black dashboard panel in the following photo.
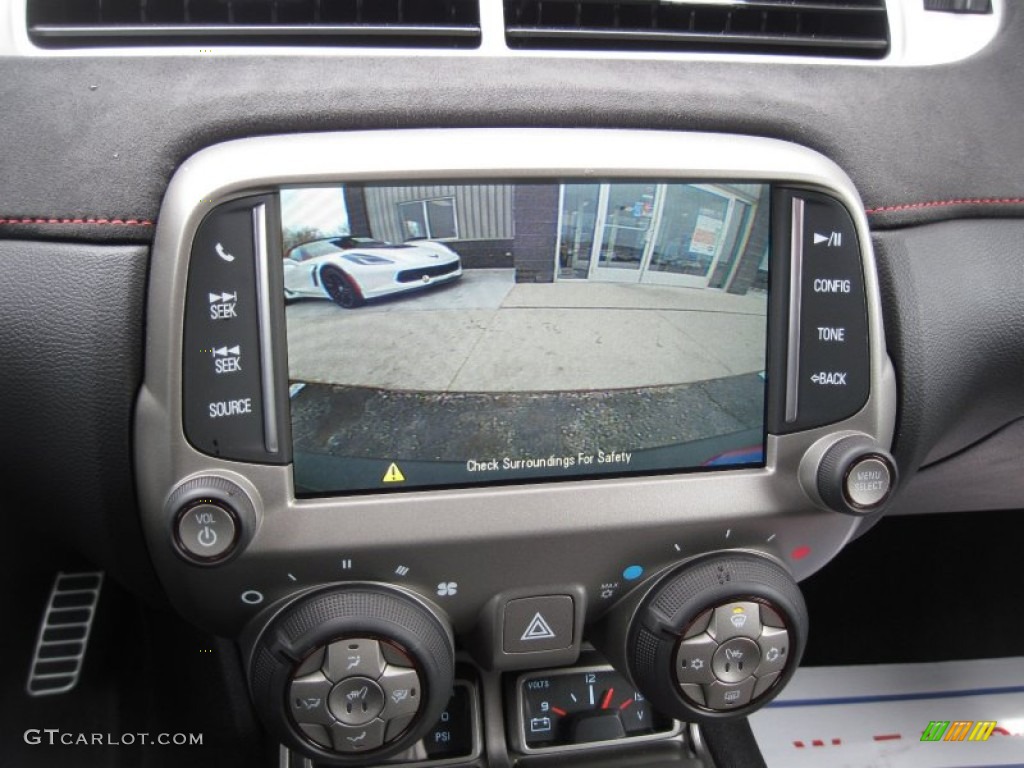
[0,4,1023,241]
[0,240,162,596]
[874,219,1024,475]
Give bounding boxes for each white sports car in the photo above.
[282,236,462,308]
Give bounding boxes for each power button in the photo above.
[175,501,238,562]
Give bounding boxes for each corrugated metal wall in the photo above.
[363,184,514,242]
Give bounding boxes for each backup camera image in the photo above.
[281,181,770,495]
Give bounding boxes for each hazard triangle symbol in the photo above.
[382,463,405,483]
[520,612,557,641]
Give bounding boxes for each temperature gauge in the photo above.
[518,666,675,750]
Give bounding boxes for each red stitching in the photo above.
[0,217,153,226]
[866,198,1024,214]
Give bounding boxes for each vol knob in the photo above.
[166,475,257,565]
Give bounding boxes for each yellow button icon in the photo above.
[382,463,406,483]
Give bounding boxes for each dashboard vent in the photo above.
[27,0,481,48]
[504,0,889,58]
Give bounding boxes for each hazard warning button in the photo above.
[502,595,574,654]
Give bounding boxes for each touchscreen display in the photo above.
[281,181,770,495]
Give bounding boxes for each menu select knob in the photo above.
[816,435,898,515]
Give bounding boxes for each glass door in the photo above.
[556,184,601,279]
[588,183,657,283]
[640,185,733,289]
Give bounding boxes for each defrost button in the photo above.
[709,601,762,641]
[380,666,422,719]
[289,672,334,726]
[331,719,385,753]
[325,637,385,682]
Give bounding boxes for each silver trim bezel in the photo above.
[136,129,896,640]
[785,198,805,424]
[251,203,279,454]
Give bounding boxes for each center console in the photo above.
[135,129,896,765]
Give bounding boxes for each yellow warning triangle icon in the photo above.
[382,462,406,483]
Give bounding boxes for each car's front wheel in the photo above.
[320,267,364,309]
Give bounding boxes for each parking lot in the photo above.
[286,271,767,476]
[285,269,768,393]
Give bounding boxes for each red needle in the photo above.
[551,706,568,717]
[600,688,615,710]
[619,698,634,711]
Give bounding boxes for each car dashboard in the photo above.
[1,2,1023,767]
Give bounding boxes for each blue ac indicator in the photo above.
[622,565,644,581]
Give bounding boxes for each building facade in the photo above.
[346,181,768,293]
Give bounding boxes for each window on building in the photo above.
[398,197,458,240]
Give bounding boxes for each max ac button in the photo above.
[175,501,239,563]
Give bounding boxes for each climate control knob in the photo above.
[248,584,454,764]
[610,553,807,721]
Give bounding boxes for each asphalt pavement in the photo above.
[285,269,768,393]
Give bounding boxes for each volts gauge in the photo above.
[518,666,676,750]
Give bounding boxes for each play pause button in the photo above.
[503,595,574,653]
